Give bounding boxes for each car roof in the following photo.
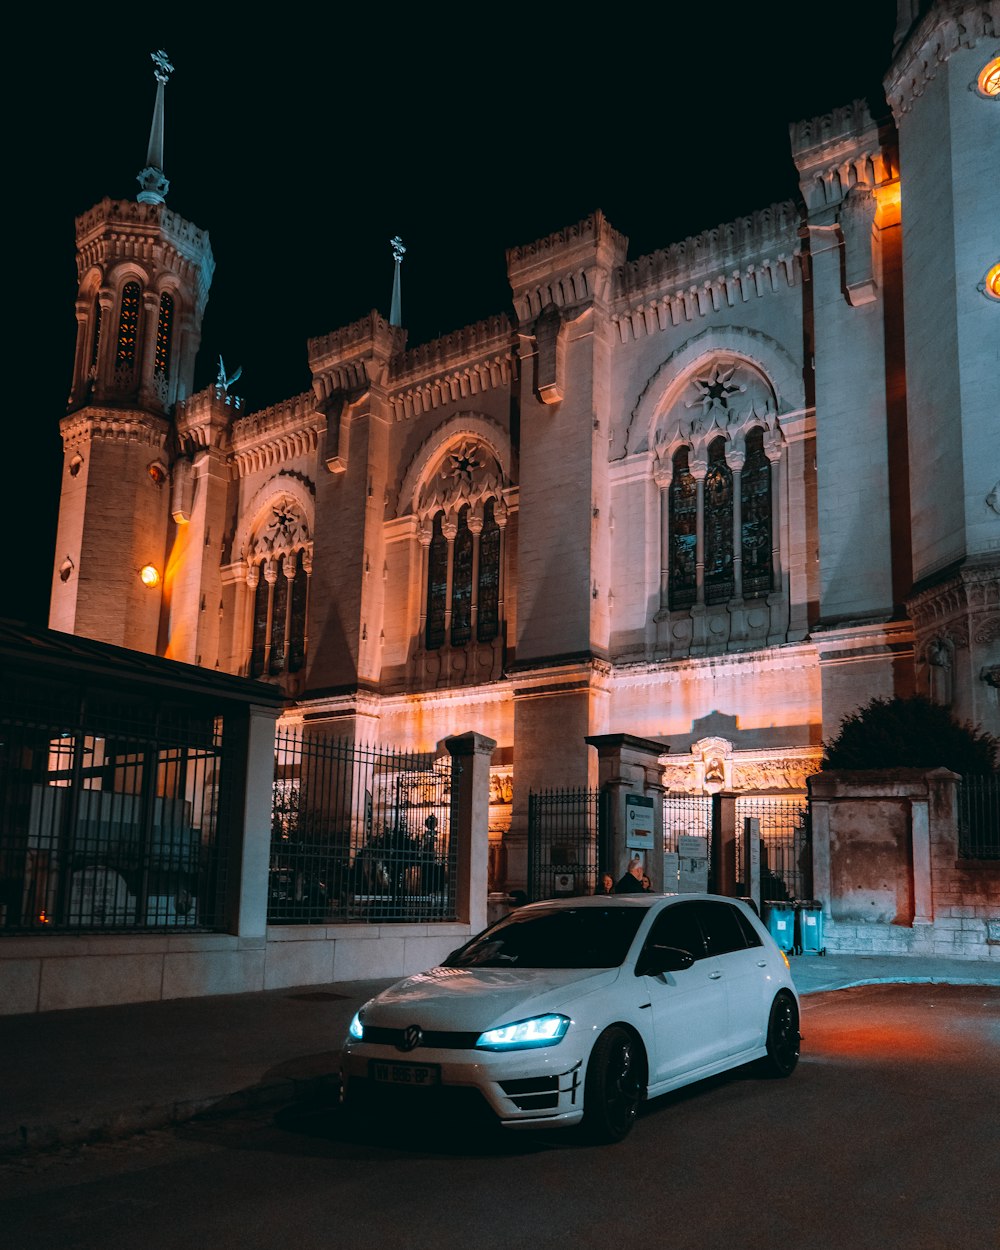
[515,893,743,910]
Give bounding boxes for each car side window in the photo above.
[733,905,764,949]
[644,901,708,961]
[696,901,751,957]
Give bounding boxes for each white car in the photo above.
[340,893,800,1142]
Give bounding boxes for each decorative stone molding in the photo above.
[59,407,170,452]
[884,0,1000,120]
[230,393,323,478]
[790,101,897,215]
[398,412,512,520]
[661,746,821,794]
[507,211,629,323]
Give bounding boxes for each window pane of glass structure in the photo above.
[450,506,473,647]
[741,427,772,599]
[477,498,500,643]
[704,436,733,605]
[426,512,447,650]
[669,447,697,609]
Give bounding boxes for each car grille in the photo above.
[363,1025,480,1050]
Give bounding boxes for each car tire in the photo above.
[582,1026,645,1143]
[758,990,800,1078]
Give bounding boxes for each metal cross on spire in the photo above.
[136,50,174,205]
[389,236,406,327]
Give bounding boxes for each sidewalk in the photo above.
[3,955,999,1158]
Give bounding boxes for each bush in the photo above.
[821,696,998,775]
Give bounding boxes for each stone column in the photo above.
[585,733,668,889]
[445,731,497,932]
[221,700,283,940]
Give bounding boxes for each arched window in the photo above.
[154,292,174,380]
[426,511,448,650]
[89,296,102,376]
[289,551,308,670]
[477,498,500,643]
[669,447,697,609]
[250,571,268,677]
[704,436,733,605]
[115,281,141,373]
[741,427,772,599]
[451,506,473,647]
[249,552,310,679]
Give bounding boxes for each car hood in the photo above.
[358,965,622,1032]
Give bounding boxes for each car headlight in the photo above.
[348,1010,364,1041]
[475,1013,571,1051]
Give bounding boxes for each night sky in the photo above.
[8,1,899,629]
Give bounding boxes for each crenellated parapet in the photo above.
[611,205,803,345]
[230,392,323,477]
[59,406,170,453]
[75,197,215,316]
[506,211,629,324]
[307,310,407,396]
[790,102,898,215]
[884,0,1000,119]
[389,316,517,420]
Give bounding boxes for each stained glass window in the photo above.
[289,551,308,672]
[477,498,500,643]
[269,568,289,675]
[250,573,268,678]
[426,512,448,650]
[704,437,734,606]
[451,506,473,647]
[89,297,102,375]
[669,447,697,609]
[115,282,140,372]
[154,292,174,379]
[741,427,772,599]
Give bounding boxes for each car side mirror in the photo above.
[636,944,695,976]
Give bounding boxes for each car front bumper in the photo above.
[340,1040,588,1129]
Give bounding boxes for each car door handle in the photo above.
[757,960,768,967]
[708,971,722,980]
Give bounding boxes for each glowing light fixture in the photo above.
[982,263,1000,301]
[976,55,1000,98]
[139,563,161,587]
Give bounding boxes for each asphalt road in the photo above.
[1,984,997,1250]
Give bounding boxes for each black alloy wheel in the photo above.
[760,990,800,1077]
[583,1025,645,1143]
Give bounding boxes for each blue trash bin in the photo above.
[795,900,825,956]
[763,901,796,954]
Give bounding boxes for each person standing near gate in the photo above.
[614,856,646,894]
[596,872,614,896]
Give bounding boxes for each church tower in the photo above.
[884,1,1000,729]
[49,51,215,653]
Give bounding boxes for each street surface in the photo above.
[1,984,997,1250]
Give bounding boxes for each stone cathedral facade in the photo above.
[50,2,1000,890]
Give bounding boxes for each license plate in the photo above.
[370,1060,440,1086]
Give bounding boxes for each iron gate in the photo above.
[527,788,608,901]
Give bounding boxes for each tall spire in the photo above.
[136,49,174,205]
[389,236,406,326]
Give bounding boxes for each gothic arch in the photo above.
[398,413,512,521]
[622,325,805,459]
[235,472,315,563]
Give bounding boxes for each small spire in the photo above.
[136,50,174,205]
[389,236,406,326]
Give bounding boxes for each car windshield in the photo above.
[444,904,649,969]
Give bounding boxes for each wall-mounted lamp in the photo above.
[139,564,161,588]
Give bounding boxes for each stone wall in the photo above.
[809,768,1000,961]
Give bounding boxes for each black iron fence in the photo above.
[527,789,606,901]
[270,727,457,923]
[957,775,1000,859]
[735,796,811,901]
[0,686,227,933]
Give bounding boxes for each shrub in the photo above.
[821,695,998,775]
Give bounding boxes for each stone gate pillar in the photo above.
[585,734,667,890]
